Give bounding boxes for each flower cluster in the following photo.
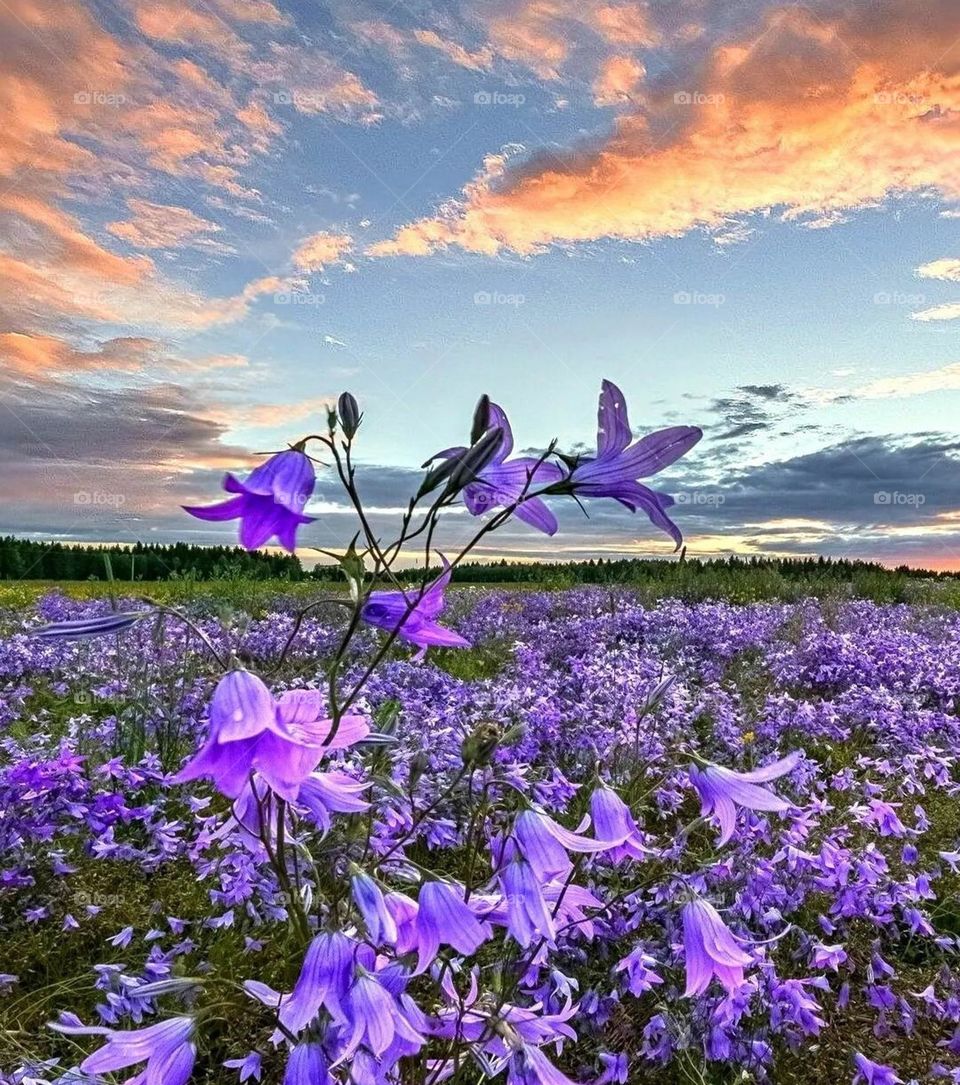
[3,386,948,1085]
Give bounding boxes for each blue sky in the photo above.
[1,0,959,566]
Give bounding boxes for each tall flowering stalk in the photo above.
[33,382,812,1084]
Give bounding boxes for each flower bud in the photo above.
[417,454,460,499]
[470,394,492,444]
[446,426,503,492]
[462,720,501,767]
[338,392,361,438]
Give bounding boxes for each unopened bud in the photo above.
[471,394,492,445]
[408,751,431,789]
[338,392,361,438]
[447,427,503,492]
[462,720,501,767]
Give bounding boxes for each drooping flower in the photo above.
[589,784,648,862]
[688,751,800,845]
[360,555,469,659]
[567,379,702,548]
[172,676,368,801]
[499,857,556,948]
[431,401,563,534]
[852,1052,902,1085]
[352,871,398,946]
[681,897,753,997]
[412,880,489,973]
[50,1015,196,1085]
[32,611,148,640]
[284,1042,332,1085]
[184,448,316,552]
[514,809,620,881]
[279,931,356,1033]
[297,770,370,834]
[225,1051,263,1082]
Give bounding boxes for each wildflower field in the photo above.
[3,387,960,1085]
[4,583,960,1084]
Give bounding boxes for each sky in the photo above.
[1,0,960,569]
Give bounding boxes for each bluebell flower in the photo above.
[184,448,316,552]
[568,379,701,548]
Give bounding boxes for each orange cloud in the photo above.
[0,332,159,376]
[292,231,354,272]
[371,0,960,256]
[592,54,645,105]
[107,199,229,251]
[412,29,493,72]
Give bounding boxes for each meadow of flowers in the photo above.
[2,385,960,1085]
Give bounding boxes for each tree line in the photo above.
[0,538,303,581]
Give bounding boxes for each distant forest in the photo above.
[2,537,956,593]
[0,538,302,581]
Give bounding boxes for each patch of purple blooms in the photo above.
[4,385,954,1085]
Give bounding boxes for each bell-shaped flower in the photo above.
[681,897,752,997]
[853,1053,902,1085]
[688,751,800,845]
[279,931,356,1033]
[339,969,426,1061]
[33,611,148,640]
[184,448,316,552]
[589,784,649,862]
[360,555,469,659]
[412,880,489,973]
[500,857,556,947]
[172,676,368,802]
[514,809,621,881]
[297,770,370,834]
[568,380,701,548]
[351,871,397,946]
[284,1042,332,1085]
[430,401,563,534]
[51,1016,196,1085]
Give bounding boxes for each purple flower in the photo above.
[853,1052,902,1085]
[284,1042,331,1085]
[688,751,800,845]
[54,1016,196,1085]
[297,770,370,833]
[514,809,619,881]
[360,556,470,659]
[352,871,398,946]
[279,931,355,1033]
[596,1052,628,1085]
[225,1051,262,1082]
[568,380,702,548]
[433,401,563,534]
[184,448,316,552]
[32,611,148,640]
[589,784,648,862]
[681,897,752,997]
[172,675,368,801]
[500,857,556,947]
[341,969,425,1060]
[412,880,489,973]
